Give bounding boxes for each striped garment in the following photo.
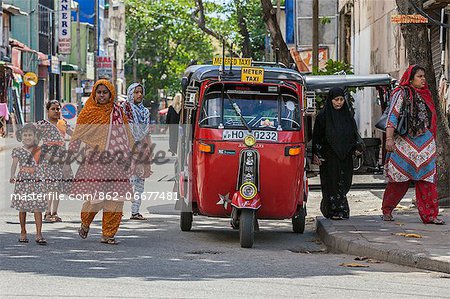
[385,91,436,183]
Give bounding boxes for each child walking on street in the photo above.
[10,124,47,245]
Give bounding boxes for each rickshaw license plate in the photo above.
[222,130,278,141]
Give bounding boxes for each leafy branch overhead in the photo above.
[125,0,271,99]
[191,0,266,59]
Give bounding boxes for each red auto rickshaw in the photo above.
[176,62,308,248]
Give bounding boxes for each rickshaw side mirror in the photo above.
[304,90,316,115]
[184,86,199,110]
[181,77,188,92]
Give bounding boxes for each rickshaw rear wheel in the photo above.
[180,212,193,231]
[292,206,306,234]
[240,209,255,248]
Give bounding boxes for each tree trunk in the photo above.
[396,0,450,206]
[192,0,238,56]
[260,0,290,66]
[234,0,252,58]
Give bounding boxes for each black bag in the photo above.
[355,131,366,155]
[375,88,409,135]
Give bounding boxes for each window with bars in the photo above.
[38,4,52,36]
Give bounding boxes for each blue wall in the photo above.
[72,0,94,24]
[285,0,294,44]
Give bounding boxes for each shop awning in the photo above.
[8,65,24,75]
[10,39,50,66]
[38,52,50,66]
[2,4,28,16]
[61,63,80,73]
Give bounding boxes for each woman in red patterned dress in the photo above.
[382,65,444,224]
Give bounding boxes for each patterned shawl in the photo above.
[124,83,151,141]
[396,65,435,138]
[71,79,132,151]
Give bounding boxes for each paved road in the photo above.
[1,135,450,298]
[1,212,450,298]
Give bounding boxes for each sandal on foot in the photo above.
[381,214,394,221]
[35,238,47,245]
[426,218,445,225]
[18,237,29,243]
[130,213,146,220]
[100,237,119,245]
[44,213,56,223]
[78,225,89,239]
[51,214,62,222]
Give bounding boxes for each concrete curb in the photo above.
[316,217,450,274]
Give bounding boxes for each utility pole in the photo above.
[113,40,118,92]
[76,4,82,112]
[312,0,319,72]
[133,37,137,82]
[276,0,281,25]
[94,0,98,80]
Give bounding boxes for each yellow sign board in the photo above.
[23,72,38,87]
[391,14,428,24]
[241,67,264,83]
[212,57,252,67]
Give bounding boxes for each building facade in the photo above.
[337,0,449,137]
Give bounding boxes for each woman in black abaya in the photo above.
[312,87,360,220]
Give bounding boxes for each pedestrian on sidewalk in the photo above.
[69,79,134,245]
[166,93,181,155]
[10,124,47,245]
[312,87,362,220]
[382,65,444,225]
[37,100,73,223]
[123,82,153,220]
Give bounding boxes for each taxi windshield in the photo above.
[199,90,301,130]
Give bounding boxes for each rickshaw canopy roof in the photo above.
[303,74,393,92]
[184,65,305,85]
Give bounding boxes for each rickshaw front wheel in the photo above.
[180,212,193,231]
[292,206,306,234]
[240,209,255,248]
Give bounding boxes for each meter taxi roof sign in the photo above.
[241,67,264,83]
[212,57,252,67]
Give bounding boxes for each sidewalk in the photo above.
[0,138,19,153]
[315,194,450,274]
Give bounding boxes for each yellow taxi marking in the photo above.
[241,67,264,83]
[212,57,252,67]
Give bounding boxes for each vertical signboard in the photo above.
[96,56,113,80]
[50,56,60,74]
[58,0,71,54]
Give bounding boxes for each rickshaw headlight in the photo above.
[285,146,301,156]
[243,134,256,147]
[199,143,214,153]
[240,182,257,200]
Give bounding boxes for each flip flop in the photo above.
[78,225,89,239]
[35,238,47,245]
[18,238,29,243]
[381,214,395,221]
[130,213,146,220]
[100,237,119,245]
[51,214,62,222]
[426,218,446,225]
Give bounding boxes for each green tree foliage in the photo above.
[312,59,355,109]
[125,0,267,101]
[192,0,266,60]
[125,0,213,100]
[229,0,266,60]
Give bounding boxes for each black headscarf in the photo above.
[324,87,357,160]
